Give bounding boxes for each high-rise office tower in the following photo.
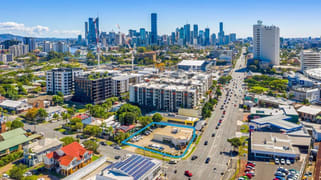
[184,24,191,45]
[151,13,158,45]
[204,28,210,46]
[171,32,176,45]
[85,22,88,44]
[193,24,198,39]
[253,20,280,65]
[229,33,236,42]
[87,17,99,45]
[211,33,216,45]
[23,37,36,52]
[218,22,225,45]
[139,28,146,46]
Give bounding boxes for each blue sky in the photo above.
[1,0,321,38]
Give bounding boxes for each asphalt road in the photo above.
[166,48,247,180]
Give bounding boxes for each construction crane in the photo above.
[124,37,136,72]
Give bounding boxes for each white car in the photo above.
[286,159,291,165]
[280,158,285,165]
[275,158,280,164]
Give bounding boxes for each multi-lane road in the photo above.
[167,48,247,180]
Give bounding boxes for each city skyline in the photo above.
[1,0,321,38]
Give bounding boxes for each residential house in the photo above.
[23,138,63,166]
[44,142,93,176]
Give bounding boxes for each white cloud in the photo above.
[0,22,80,38]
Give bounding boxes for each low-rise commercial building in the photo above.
[0,100,31,113]
[0,128,39,156]
[251,131,310,160]
[297,105,321,122]
[177,60,210,72]
[96,155,161,180]
[289,87,320,103]
[152,126,193,149]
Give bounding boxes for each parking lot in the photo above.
[252,160,302,180]
[127,126,191,155]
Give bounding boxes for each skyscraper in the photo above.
[184,24,191,45]
[171,32,176,45]
[218,22,225,45]
[193,24,198,39]
[211,33,216,45]
[229,33,236,42]
[85,22,88,45]
[87,17,99,45]
[151,13,158,45]
[204,28,210,46]
[253,20,280,65]
[139,28,146,46]
[23,37,36,52]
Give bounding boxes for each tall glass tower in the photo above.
[151,13,158,45]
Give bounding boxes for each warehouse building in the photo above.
[177,60,210,72]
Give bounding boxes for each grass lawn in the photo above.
[249,86,269,94]
[92,155,101,161]
[135,148,171,162]
[106,140,114,146]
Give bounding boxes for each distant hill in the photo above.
[0,33,75,42]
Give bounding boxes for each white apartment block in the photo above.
[8,44,29,57]
[253,20,280,65]
[46,68,83,95]
[300,50,321,72]
[111,76,130,97]
[129,83,199,112]
[43,41,53,53]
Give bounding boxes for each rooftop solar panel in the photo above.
[127,159,150,175]
[120,156,144,171]
[132,162,155,179]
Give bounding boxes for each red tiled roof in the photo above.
[61,142,92,161]
[74,114,89,120]
[118,125,136,133]
[58,155,74,166]
[46,151,60,159]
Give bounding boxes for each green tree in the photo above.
[227,137,242,152]
[60,136,78,146]
[152,113,162,122]
[11,120,24,129]
[52,95,64,105]
[36,108,48,121]
[9,163,27,180]
[138,116,152,127]
[83,140,99,153]
[84,125,102,137]
[17,84,27,95]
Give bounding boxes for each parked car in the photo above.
[169,160,177,164]
[286,159,291,165]
[100,141,107,146]
[280,158,285,165]
[205,157,210,164]
[212,133,215,137]
[184,170,192,177]
[204,141,208,145]
[274,171,286,177]
[114,145,121,150]
[275,158,280,164]
[191,155,198,160]
[114,155,121,160]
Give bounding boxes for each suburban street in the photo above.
[167,48,247,180]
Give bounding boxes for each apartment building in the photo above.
[111,76,130,97]
[74,75,112,104]
[253,20,280,65]
[300,50,321,72]
[130,83,199,112]
[8,44,29,57]
[46,68,83,95]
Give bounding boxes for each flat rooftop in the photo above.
[153,126,193,140]
[279,105,298,116]
[250,107,284,116]
[297,105,321,115]
[251,132,310,155]
[251,114,302,131]
[178,60,205,66]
